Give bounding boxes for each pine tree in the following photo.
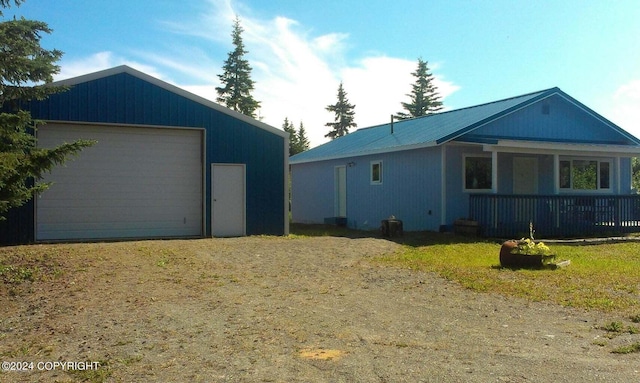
[282,118,309,156]
[296,122,310,153]
[216,17,260,118]
[282,117,299,156]
[395,58,443,120]
[0,0,95,220]
[325,82,356,139]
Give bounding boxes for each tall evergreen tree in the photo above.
[325,82,356,139]
[296,122,310,153]
[395,58,443,120]
[282,117,299,156]
[282,118,309,156]
[0,0,95,220]
[216,17,260,118]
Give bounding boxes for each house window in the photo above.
[559,158,612,191]
[464,155,492,191]
[370,160,382,184]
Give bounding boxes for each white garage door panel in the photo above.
[37,124,203,241]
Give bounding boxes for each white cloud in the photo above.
[55,0,460,148]
[609,80,640,140]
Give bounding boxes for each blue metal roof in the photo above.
[290,87,640,164]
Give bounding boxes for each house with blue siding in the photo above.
[290,88,640,237]
[1,65,288,244]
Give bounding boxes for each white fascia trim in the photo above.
[289,140,438,165]
[484,140,640,157]
[51,65,288,140]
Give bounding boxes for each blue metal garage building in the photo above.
[1,65,288,244]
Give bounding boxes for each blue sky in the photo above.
[7,0,640,147]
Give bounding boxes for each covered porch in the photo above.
[462,140,640,238]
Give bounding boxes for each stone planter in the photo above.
[499,240,555,268]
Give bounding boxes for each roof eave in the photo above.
[290,140,438,164]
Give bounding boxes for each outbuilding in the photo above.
[1,65,288,243]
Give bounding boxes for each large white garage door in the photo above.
[36,123,203,241]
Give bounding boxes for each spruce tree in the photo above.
[282,117,299,156]
[296,122,310,153]
[325,82,356,139]
[216,17,260,118]
[395,58,443,120]
[282,118,309,156]
[0,0,95,220]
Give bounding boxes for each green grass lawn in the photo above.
[381,234,640,317]
[291,224,640,317]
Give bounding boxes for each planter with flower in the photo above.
[499,222,558,268]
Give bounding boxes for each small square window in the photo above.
[370,161,382,184]
[464,155,492,191]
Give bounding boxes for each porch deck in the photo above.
[469,194,640,238]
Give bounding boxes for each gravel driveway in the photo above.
[1,236,638,382]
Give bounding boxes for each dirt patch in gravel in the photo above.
[1,236,639,382]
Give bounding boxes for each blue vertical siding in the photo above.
[291,147,443,232]
[347,148,442,231]
[3,71,285,243]
[291,161,336,224]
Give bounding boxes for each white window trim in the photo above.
[370,160,383,185]
[558,156,613,193]
[463,153,493,193]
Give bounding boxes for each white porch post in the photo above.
[491,150,498,193]
[616,156,621,194]
[553,153,561,228]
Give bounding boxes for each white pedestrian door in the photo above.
[212,164,246,237]
[513,157,538,194]
[334,166,347,217]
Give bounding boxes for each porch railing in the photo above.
[469,194,640,238]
